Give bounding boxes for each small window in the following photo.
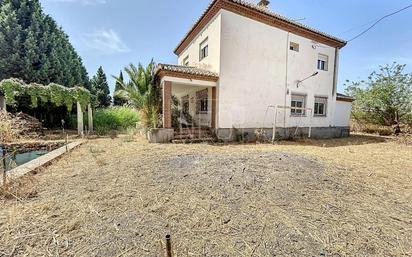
[199,38,208,61]
[183,56,189,66]
[291,94,306,116]
[196,89,208,113]
[290,42,299,52]
[314,97,328,116]
[317,54,328,71]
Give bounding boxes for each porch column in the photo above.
[0,95,6,111]
[211,87,217,129]
[77,102,84,136]
[88,103,93,133]
[163,81,172,128]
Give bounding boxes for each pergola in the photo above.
[0,78,93,135]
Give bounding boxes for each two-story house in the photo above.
[154,0,353,142]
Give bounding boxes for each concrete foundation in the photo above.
[216,127,351,142]
[147,128,174,143]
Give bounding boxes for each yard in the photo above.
[0,135,411,256]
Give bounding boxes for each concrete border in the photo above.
[1,141,83,186]
[216,127,351,142]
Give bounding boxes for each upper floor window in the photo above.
[291,94,306,116]
[317,54,328,71]
[290,42,299,52]
[314,97,328,116]
[199,38,208,61]
[183,56,189,66]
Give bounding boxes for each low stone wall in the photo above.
[216,127,351,142]
[1,141,83,186]
[2,141,64,154]
[147,128,174,143]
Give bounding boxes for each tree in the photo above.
[113,60,160,128]
[113,71,127,106]
[0,0,89,87]
[91,66,111,108]
[345,63,412,127]
[0,1,24,80]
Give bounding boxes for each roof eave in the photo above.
[174,0,347,55]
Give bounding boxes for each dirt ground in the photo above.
[0,135,411,256]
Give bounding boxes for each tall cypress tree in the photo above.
[0,1,24,79]
[91,66,111,108]
[113,71,127,106]
[0,0,89,87]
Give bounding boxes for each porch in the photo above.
[155,64,219,131]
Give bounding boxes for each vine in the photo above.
[0,78,91,111]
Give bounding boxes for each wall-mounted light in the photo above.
[297,72,319,88]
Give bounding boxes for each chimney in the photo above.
[258,0,270,8]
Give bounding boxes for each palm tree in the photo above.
[113,60,160,128]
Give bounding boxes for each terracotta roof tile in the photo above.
[337,93,354,102]
[156,64,219,79]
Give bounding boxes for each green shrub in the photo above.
[68,107,139,135]
[93,107,139,135]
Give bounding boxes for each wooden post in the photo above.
[165,235,172,257]
[2,148,7,184]
[77,102,84,136]
[88,103,93,133]
[0,95,6,111]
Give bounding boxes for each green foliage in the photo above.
[113,71,127,106]
[345,63,412,126]
[113,59,161,129]
[91,66,111,108]
[0,78,91,111]
[0,0,89,87]
[93,107,139,135]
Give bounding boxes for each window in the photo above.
[196,89,208,113]
[317,54,328,71]
[291,94,306,116]
[181,95,189,114]
[183,56,189,66]
[290,42,299,52]
[314,97,328,116]
[199,38,208,61]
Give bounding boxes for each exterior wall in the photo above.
[177,12,222,74]
[172,84,213,127]
[218,10,338,130]
[335,101,352,127]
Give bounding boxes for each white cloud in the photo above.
[82,28,130,55]
[47,0,107,6]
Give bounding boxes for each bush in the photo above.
[351,120,394,136]
[93,107,139,135]
[68,107,139,135]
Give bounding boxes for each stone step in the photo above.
[174,129,211,135]
[171,137,216,144]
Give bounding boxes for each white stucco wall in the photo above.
[217,10,339,129]
[177,12,222,73]
[334,101,352,127]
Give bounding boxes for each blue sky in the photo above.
[40,0,412,94]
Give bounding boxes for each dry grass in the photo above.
[0,135,411,256]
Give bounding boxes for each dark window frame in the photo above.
[199,38,209,61]
[314,97,328,117]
